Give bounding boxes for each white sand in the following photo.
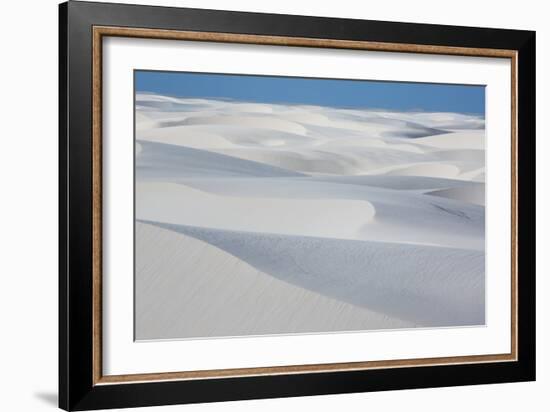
[134,94,486,340]
[135,222,414,340]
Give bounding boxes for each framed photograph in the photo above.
[59,1,536,410]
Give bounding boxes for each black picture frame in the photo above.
[59,1,536,410]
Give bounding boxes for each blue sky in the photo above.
[135,70,485,115]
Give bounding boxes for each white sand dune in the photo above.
[137,140,305,179]
[376,111,485,130]
[459,167,486,182]
[414,130,486,150]
[139,140,483,179]
[134,94,486,340]
[384,162,461,178]
[182,115,309,135]
[198,143,483,178]
[135,222,414,340]
[138,124,314,149]
[309,175,482,191]
[137,181,376,241]
[426,185,485,206]
[137,177,484,250]
[138,221,484,332]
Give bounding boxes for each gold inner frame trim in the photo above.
[91,25,518,386]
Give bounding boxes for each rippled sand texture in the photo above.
[134,93,485,340]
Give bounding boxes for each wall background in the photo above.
[0,0,546,411]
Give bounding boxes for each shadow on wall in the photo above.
[34,392,58,407]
